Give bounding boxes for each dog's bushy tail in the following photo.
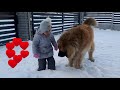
[83,17,97,26]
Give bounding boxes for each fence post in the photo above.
[111,12,114,30]
[78,12,80,24]
[62,12,64,32]
[31,12,35,36]
[14,12,19,38]
[27,12,32,40]
[80,12,85,24]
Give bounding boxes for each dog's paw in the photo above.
[88,58,95,62]
[65,64,69,67]
[65,63,73,67]
[74,65,81,69]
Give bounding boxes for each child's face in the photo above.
[44,25,51,37]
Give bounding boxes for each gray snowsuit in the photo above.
[32,17,57,70]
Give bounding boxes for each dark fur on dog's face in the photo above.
[57,39,67,57]
[58,51,67,57]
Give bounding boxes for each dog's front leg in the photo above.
[74,52,84,69]
[69,58,73,67]
[65,58,73,67]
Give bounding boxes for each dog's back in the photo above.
[64,18,96,50]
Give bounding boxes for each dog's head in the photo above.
[57,39,67,57]
[58,51,67,57]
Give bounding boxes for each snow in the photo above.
[0,28,120,78]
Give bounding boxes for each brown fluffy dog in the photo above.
[57,18,97,69]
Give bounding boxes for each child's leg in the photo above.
[38,58,46,71]
[47,56,56,70]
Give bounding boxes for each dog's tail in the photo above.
[83,17,97,26]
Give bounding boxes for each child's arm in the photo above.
[50,33,58,51]
[32,34,40,56]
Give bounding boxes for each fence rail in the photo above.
[113,12,120,24]
[32,12,80,35]
[83,12,120,30]
[0,12,17,46]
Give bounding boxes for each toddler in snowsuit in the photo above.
[32,17,58,71]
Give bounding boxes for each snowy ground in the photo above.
[0,28,120,78]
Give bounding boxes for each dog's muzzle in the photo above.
[58,51,67,57]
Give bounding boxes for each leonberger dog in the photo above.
[57,18,97,69]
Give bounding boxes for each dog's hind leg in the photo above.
[88,42,95,62]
